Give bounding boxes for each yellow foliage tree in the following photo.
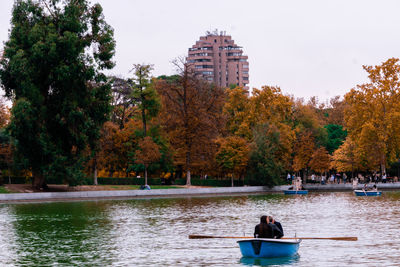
[223,86,250,138]
[344,58,400,174]
[215,136,249,186]
[331,137,359,176]
[247,86,295,169]
[309,147,331,174]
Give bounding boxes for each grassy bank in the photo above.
[0,186,9,194]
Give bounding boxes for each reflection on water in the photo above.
[240,254,300,266]
[8,202,115,266]
[0,192,399,266]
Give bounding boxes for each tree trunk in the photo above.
[186,169,191,186]
[186,149,191,186]
[145,165,148,186]
[231,175,234,187]
[93,157,98,186]
[32,171,46,190]
[381,162,386,176]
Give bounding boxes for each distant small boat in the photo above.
[237,238,301,258]
[354,190,382,196]
[284,190,308,195]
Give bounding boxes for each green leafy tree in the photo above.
[0,0,115,188]
[129,64,160,136]
[324,124,347,154]
[246,124,284,187]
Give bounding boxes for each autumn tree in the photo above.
[292,131,315,178]
[247,124,285,186]
[223,86,250,138]
[325,96,345,126]
[331,137,358,177]
[156,62,225,185]
[344,58,400,174]
[0,0,115,188]
[135,136,161,186]
[309,147,331,174]
[215,136,249,186]
[246,86,295,170]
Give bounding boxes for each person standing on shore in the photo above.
[330,174,335,184]
[382,173,387,183]
[352,177,358,189]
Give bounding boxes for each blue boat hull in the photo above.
[284,190,308,195]
[237,239,301,258]
[354,190,381,196]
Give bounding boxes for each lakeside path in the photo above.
[0,186,286,203]
[1,183,400,203]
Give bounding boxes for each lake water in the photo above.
[0,192,399,266]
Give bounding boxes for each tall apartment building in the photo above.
[187,31,249,89]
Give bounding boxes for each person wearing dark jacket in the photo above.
[268,216,284,239]
[254,215,283,239]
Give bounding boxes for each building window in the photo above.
[243,77,249,80]
[227,52,241,56]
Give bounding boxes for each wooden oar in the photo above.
[188,234,357,241]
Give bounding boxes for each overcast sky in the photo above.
[2,0,400,102]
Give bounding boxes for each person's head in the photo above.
[260,215,268,223]
[268,216,275,224]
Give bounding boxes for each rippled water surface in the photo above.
[1,192,400,266]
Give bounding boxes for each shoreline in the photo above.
[0,183,399,204]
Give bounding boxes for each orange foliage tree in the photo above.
[135,136,161,186]
[292,131,315,177]
[156,63,225,185]
[309,147,331,174]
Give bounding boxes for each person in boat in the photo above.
[372,184,378,191]
[268,216,284,238]
[254,215,283,239]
